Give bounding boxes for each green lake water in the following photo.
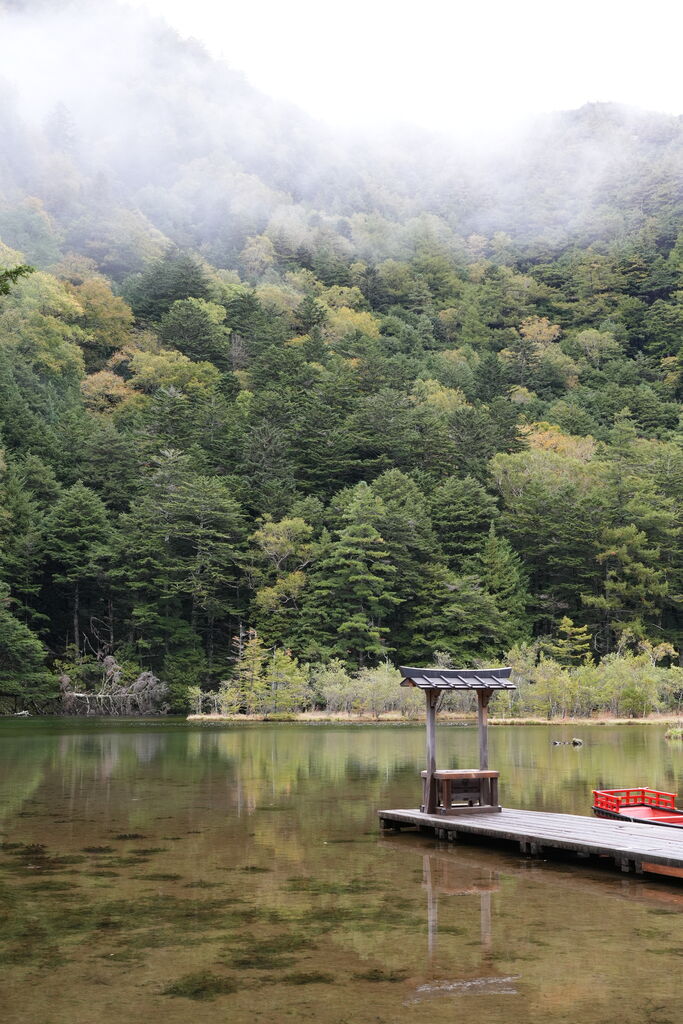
[2,719,683,1024]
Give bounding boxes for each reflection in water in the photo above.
[5,720,683,823]
[412,848,518,1002]
[423,851,498,960]
[1,720,683,1024]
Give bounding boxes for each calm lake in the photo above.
[2,719,683,1024]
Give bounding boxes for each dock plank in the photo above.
[377,807,683,874]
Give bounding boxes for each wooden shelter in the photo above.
[399,666,515,815]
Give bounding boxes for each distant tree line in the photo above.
[186,633,683,720]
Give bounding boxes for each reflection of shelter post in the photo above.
[477,690,491,804]
[423,690,438,813]
[424,854,438,959]
[480,890,492,951]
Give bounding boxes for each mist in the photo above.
[126,0,683,139]
[0,0,681,275]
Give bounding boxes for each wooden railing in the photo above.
[593,788,677,813]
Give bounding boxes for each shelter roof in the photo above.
[399,667,515,690]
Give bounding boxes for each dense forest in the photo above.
[0,0,682,715]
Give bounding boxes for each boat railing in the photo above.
[593,788,677,813]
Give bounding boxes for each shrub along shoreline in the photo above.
[186,644,683,722]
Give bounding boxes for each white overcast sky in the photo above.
[124,0,683,137]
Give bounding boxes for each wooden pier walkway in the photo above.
[378,807,683,879]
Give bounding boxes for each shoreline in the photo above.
[186,712,683,727]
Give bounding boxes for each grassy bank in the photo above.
[186,712,683,726]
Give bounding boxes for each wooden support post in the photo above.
[380,817,401,832]
[477,690,490,769]
[422,689,438,813]
[477,689,491,804]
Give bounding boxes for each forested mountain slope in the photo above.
[0,0,681,713]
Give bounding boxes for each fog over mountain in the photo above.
[1,0,681,272]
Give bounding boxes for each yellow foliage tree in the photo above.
[80,370,136,413]
[325,306,380,345]
[128,348,221,394]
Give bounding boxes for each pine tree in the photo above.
[369,470,440,652]
[429,475,498,572]
[0,264,33,296]
[300,488,398,666]
[233,629,267,714]
[583,524,668,653]
[405,563,502,664]
[293,295,328,333]
[542,616,592,665]
[492,449,606,634]
[476,524,531,648]
[123,249,210,322]
[159,297,230,368]
[264,648,310,714]
[42,482,113,654]
[473,351,509,401]
[116,451,246,672]
[0,461,45,628]
[0,581,51,698]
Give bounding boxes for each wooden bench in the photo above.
[421,769,500,815]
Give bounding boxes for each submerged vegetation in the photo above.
[163,971,239,1000]
[2,719,683,1021]
[0,1,681,717]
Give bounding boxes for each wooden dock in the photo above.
[378,807,683,879]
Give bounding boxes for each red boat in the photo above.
[592,788,683,828]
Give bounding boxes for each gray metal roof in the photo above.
[399,666,515,690]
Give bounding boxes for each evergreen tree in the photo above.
[542,616,592,665]
[0,581,52,698]
[369,469,440,652]
[159,297,230,368]
[477,524,531,647]
[0,264,34,296]
[233,629,267,714]
[116,450,246,673]
[492,449,605,633]
[0,461,45,628]
[300,488,398,666]
[473,351,509,401]
[293,295,328,333]
[123,249,210,322]
[264,648,310,714]
[42,482,113,654]
[405,564,502,664]
[583,524,668,653]
[429,475,499,572]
